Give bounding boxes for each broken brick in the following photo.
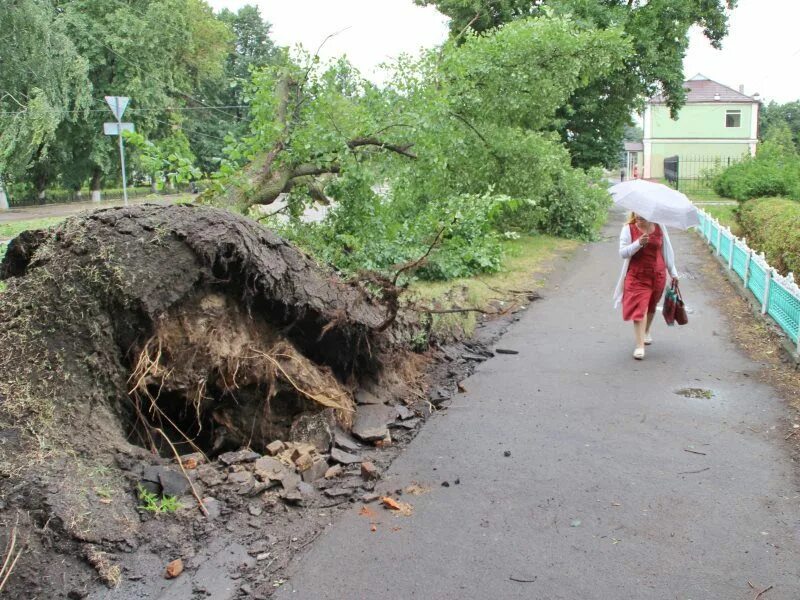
[360,461,380,481]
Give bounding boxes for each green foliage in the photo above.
[0,0,91,178]
[714,129,800,201]
[760,100,800,152]
[227,16,616,281]
[269,190,508,281]
[137,485,181,514]
[738,198,800,276]
[125,129,201,187]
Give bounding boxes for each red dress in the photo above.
[623,223,667,322]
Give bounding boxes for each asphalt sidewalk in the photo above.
[274,209,800,599]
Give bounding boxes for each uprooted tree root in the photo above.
[126,291,357,456]
[0,204,421,597]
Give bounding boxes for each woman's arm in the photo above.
[619,225,642,259]
[661,226,679,278]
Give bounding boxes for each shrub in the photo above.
[738,197,800,275]
[713,136,800,201]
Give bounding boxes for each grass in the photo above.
[1,218,68,286]
[0,216,66,240]
[409,234,578,339]
[701,204,742,236]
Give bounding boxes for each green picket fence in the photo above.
[696,209,800,351]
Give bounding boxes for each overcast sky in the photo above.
[208,0,799,103]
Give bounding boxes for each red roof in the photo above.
[650,75,756,104]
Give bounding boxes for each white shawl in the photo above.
[613,223,678,308]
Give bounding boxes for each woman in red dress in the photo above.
[615,213,679,359]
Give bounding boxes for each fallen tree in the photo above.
[0,204,421,595]
[0,204,407,456]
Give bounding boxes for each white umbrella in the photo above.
[609,179,699,230]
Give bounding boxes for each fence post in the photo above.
[715,223,721,255]
[728,234,735,270]
[796,319,800,355]
[762,268,772,315]
[743,249,752,287]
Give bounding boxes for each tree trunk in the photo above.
[91,168,102,202]
[35,173,47,203]
[0,176,8,211]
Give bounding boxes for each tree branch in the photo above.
[346,137,417,159]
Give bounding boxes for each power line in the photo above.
[0,105,250,117]
[92,37,241,121]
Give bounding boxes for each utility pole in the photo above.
[103,96,134,206]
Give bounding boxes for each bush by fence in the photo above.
[712,142,800,201]
[738,198,800,276]
[696,208,800,352]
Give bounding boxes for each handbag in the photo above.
[663,280,687,326]
[674,282,688,325]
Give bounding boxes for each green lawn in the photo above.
[0,216,67,240]
[1,217,68,290]
[409,234,578,338]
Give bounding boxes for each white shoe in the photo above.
[644,333,653,345]
[633,348,645,360]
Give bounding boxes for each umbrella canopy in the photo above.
[609,179,699,230]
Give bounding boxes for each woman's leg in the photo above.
[645,311,656,335]
[633,319,646,349]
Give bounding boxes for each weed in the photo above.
[137,485,181,513]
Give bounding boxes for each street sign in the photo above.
[103,122,135,135]
[104,96,130,120]
[104,96,133,205]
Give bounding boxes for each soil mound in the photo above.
[0,204,416,597]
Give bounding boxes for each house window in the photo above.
[726,110,741,128]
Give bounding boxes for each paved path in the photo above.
[274,210,800,599]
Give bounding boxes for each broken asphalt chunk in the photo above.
[218,449,260,466]
[330,447,360,465]
[158,469,190,497]
[333,428,362,453]
[352,405,393,442]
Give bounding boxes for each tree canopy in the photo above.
[0,0,91,181]
[416,0,737,167]
[2,1,278,198]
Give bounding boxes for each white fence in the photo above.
[696,208,800,355]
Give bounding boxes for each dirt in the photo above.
[0,204,419,598]
[0,203,525,599]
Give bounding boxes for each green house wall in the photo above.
[651,103,755,139]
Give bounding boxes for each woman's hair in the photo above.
[627,212,637,224]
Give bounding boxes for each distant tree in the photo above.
[189,5,279,174]
[0,0,91,197]
[623,124,643,142]
[25,0,231,196]
[760,100,800,151]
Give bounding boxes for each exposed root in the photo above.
[83,545,121,588]
[0,516,26,594]
[126,291,356,453]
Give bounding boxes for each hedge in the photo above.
[738,197,800,275]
